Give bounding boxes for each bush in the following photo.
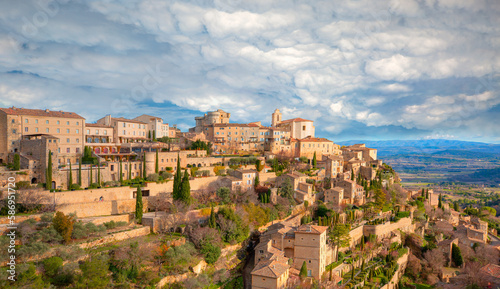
[200,240,221,264]
[15,181,31,190]
[70,183,81,190]
[165,167,173,171]
[104,181,120,187]
[160,171,173,180]
[53,212,74,244]
[147,173,161,182]
[216,187,231,204]
[18,242,50,260]
[36,226,63,243]
[104,221,128,230]
[43,256,63,277]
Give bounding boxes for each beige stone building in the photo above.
[96,115,148,143]
[192,109,231,133]
[0,107,85,165]
[324,187,345,207]
[133,114,170,139]
[293,225,329,279]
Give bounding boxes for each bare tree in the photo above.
[423,248,445,275]
[149,194,171,217]
[16,189,52,212]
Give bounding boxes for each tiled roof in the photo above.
[251,259,289,278]
[85,123,112,128]
[291,136,333,143]
[482,264,500,278]
[280,117,313,123]
[111,117,147,124]
[0,107,84,119]
[295,224,328,234]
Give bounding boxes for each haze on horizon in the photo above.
[0,0,499,143]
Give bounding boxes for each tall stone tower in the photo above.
[271,109,282,127]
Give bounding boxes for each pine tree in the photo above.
[173,154,182,200]
[179,169,191,205]
[142,153,146,179]
[68,162,73,190]
[312,151,317,168]
[78,158,82,186]
[119,159,123,184]
[208,206,216,228]
[46,150,53,190]
[299,261,307,280]
[135,187,143,224]
[155,150,159,173]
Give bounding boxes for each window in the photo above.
[35,119,38,124]
[303,125,306,130]
[76,148,80,153]
[110,165,114,171]
[76,138,79,143]
[95,129,99,135]
[58,148,61,153]
[35,128,39,132]
[57,120,60,124]
[25,119,28,123]
[66,138,70,143]
[87,137,92,143]
[123,130,126,135]
[46,120,49,124]
[86,129,90,134]
[46,128,49,133]
[76,129,79,133]
[123,123,126,128]
[12,129,16,134]
[11,119,15,123]
[66,148,70,153]
[24,127,28,132]
[76,121,79,125]
[57,128,60,133]
[66,121,69,125]
[104,130,107,135]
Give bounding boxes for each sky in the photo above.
[0,0,499,143]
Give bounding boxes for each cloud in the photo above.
[0,0,499,142]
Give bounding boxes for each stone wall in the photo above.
[363,217,413,240]
[56,199,148,218]
[380,250,409,289]
[78,226,150,249]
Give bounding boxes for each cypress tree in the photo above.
[97,159,101,186]
[452,243,463,267]
[135,186,143,224]
[173,154,182,200]
[142,153,146,179]
[254,174,259,187]
[68,162,73,190]
[155,150,159,173]
[438,194,442,209]
[152,130,156,141]
[454,202,459,212]
[312,151,317,168]
[318,216,322,226]
[351,266,355,280]
[208,205,216,228]
[46,150,53,190]
[421,188,425,198]
[119,159,123,184]
[78,158,82,186]
[180,169,191,205]
[13,153,20,170]
[361,259,365,272]
[89,164,93,187]
[299,261,307,280]
[148,131,151,140]
[128,160,132,180]
[351,169,355,180]
[426,189,429,200]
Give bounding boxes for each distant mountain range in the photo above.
[337,139,500,157]
[337,139,500,184]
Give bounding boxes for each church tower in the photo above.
[271,109,282,127]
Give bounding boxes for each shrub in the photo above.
[200,240,221,264]
[104,181,120,187]
[37,226,63,243]
[41,212,54,223]
[104,221,128,230]
[70,183,81,190]
[43,256,63,277]
[160,171,173,179]
[216,187,231,204]
[15,181,31,190]
[18,242,50,260]
[147,173,160,182]
[53,212,74,244]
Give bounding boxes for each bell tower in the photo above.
[271,109,282,127]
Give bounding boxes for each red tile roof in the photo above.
[481,264,500,278]
[0,107,84,119]
[280,117,313,123]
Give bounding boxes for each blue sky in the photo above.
[0,0,499,143]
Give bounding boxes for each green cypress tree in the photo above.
[254,174,259,188]
[119,159,123,184]
[318,216,322,226]
[89,164,93,187]
[128,160,132,180]
[148,131,151,140]
[46,150,53,190]
[452,243,463,267]
[208,205,216,228]
[438,194,442,209]
[78,158,82,186]
[142,153,146,179]
[97,159,101,186]
[68,162,73,190]
[351,266,355,280]
[426,189,429,199]
[13,153,20,170]
[155,150,159,173]
[421,188,425,198]
[180,169,191,205]
[312,151,317,168]
[351,169,355,180]
[152,130,156,141]
[173,154,182,200]
[361,259,365,272]
[454,202,459,212]
[135,186,143,224]
[299,261,307,280]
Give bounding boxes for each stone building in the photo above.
[192,109,231,133]
[96,115,148,143]
[0,107,85,165]
[133,114,170,139]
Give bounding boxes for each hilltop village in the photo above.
[0,107,499,289]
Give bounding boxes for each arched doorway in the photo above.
[95,148,101,154]
[51,181,56,190]
[31,178,37,184]
[103,148,109,153]
[198,163,202,167]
